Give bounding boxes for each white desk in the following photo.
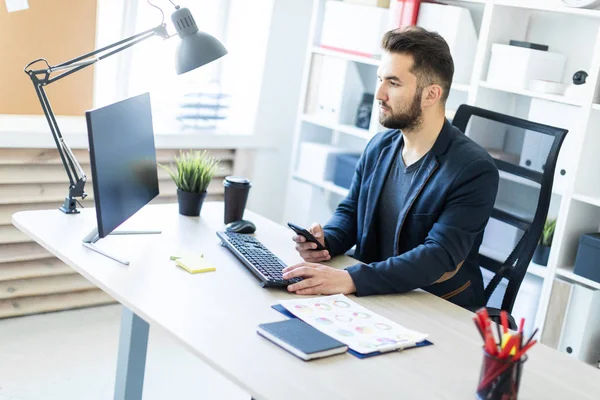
[13,203,600,400]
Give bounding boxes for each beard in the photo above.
[379,89,423,131]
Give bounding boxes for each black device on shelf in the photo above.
[216,231,302,287]
[509,40,549,51]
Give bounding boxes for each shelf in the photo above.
[480,244,546,278]
[301,114,372,139]
[493,0,600,18]
[479,81,585,107]
[495,200,533,223]
[556,266,600,290]
[311,46,380,66]
[292,174,350,197]
[572,193,600,208]
[527,262,547,279]
[498,170,541,189]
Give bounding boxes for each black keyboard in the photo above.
[216,231,302,288]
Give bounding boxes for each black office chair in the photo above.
[452,104,568,329]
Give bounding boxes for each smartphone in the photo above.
[287,222,327,251]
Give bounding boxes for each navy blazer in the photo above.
[323,119,499,308]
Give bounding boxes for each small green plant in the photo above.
[159,150,220,194]
[539,219,557,247]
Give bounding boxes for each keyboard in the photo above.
[216,231,302,288]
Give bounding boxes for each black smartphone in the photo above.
[287,222,327,251]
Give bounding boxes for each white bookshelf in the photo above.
[283,0,600,367]
[311,46,381,66]
[480,244,546,279]
[478,81,586,107]
[556,266,600,291]
[528,262,548,279]
[292,174,350,197]
[498,170,541,189]
[301,114,372,139]
[572,193,600,208]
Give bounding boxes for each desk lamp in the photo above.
[23,1,227,214]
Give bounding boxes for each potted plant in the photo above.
[533,219,556,266]
[160,150,220,216]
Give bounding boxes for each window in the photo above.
[95,0,274,136]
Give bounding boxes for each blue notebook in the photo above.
[272,304,433,359]
[258,318,348,361]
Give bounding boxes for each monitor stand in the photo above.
[82,227,161,265]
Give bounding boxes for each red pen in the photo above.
[513,339,537,361]
[500,311,509,334]
[478,309,498,356]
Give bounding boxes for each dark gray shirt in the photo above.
[376,145,426,260]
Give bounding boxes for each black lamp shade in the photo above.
[171,7,228,75]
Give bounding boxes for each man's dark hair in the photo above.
[381,26,454,104]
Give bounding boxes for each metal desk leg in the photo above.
[114,307,149,400]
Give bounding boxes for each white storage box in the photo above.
[296,142,347,182]
[320,1,389,57]
[416,3,478,85]
[487,44,566,90]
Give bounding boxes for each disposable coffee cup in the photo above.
[223,176,251,224]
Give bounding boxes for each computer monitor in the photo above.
[85,92,159,239]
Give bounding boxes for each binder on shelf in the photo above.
[311,56,365,126]
[388,0,422,29]
[304,54,325,115]
[524,99,577,194]
[541,279,573,349]
[558,283,600,365]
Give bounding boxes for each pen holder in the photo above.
[476,350,527,400]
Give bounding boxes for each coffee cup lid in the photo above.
[224,176,251,186]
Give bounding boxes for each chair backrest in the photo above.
[452,104,568,313]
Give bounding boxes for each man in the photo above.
[282,26,499,309]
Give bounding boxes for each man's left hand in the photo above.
[282,263,357,295]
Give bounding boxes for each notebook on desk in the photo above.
[257,319,348,361]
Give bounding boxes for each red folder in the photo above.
[389,0,422,29]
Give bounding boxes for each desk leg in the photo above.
[114,307,149,400]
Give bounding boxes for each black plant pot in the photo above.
[177,189,207,216]
[533,245,551,266]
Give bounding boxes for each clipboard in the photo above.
[271,304,433,359]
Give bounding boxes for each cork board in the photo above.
[0,0,97,115]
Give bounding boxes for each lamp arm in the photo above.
[23,23,169,214]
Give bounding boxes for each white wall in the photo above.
[247,0,314,223]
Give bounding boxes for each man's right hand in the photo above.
[292,223,331,263]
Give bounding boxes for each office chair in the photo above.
[452,104,568,329]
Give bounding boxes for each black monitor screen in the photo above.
[85,92,159,238]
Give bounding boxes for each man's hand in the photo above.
[292,223,331,262]
[282,262,356,295]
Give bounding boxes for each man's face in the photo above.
[376,52,423,131]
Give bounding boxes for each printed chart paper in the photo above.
[279,294,428,354]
